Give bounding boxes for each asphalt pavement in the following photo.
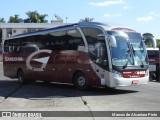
[0,62,160,120]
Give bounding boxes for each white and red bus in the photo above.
[144,36,159,81]
[3,22,150,89]
[147,47,159,81]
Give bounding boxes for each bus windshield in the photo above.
[107,31,148,68]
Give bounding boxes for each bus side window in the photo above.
[9,46,14,53]
[4,40,13,53]
[81,27,104,56]
[19,45,39,53]
[81,27,109,68]
[4,47,9,53]
[67,29,84,51]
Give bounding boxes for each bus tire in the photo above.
[74,72,88,90]
[17,70,26,84]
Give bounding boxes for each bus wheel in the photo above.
[74,72,88,90]
[17,70,25,84]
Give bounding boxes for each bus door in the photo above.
[91,41,110,86]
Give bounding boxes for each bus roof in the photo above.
[5,22,137,41]
[6,23,78,40]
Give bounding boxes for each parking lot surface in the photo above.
[0,63,160,120]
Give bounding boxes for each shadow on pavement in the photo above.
[0,79,138,99]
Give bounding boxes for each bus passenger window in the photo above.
[19,45,39,53]
[4,47,9,53]
[67,29,84,51]
[9,46,14,53]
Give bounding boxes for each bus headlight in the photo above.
[112,70,122,78]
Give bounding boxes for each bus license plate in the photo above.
[132,80,139,84]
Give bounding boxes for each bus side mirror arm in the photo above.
[98,34,117,48]
[108,35,117,48]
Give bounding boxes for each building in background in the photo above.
[0,22,69,53]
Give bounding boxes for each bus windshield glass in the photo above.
[107,31,148,67]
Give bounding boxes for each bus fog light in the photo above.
[116,81,119,85]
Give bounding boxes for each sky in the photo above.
[0,0,160,39]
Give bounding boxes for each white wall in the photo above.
[12,28,27,36]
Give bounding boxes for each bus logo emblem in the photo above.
[26,50,52,71]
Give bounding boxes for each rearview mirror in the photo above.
[108,35,117,48]
[98,34,117,47]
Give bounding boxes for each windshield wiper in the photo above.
[123,42,132,69]
[123,58,128,69]
[123,52,133,69]
[131,44,144,68]
[133,50,144,68]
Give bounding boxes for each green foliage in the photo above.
[8,14,23,23]
[79,17,94,22]
[144,37,153,47]
[0,18,5,23]
[143,32,154,47]
[24,11,48,23]
[142,33,154,38]
[156,39,160,47]
[4,11,48,23]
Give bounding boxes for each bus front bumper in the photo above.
[109,76,149,87]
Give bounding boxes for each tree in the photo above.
[0,18,5,23]
[79,17,94,22]
[156,39,160,47]
[142,33,154,38]
[143,33,155,47]
[8,14,23,23]
[24,11,48,23]
[38,14,48,23]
